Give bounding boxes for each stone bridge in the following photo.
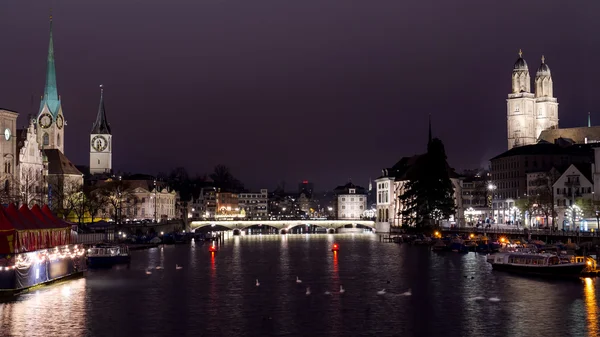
[190,220,376,234]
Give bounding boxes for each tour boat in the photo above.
[487,252,588,277]
[86,245,131,268]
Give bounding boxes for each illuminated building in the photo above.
[507,51,558,149]
[333,182,366,220]
[238,189,268,219]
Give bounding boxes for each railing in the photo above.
[72,232,115,244]
[441,227,600,237]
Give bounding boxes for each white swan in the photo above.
[401,289,412,296]
[306,287,311,295]
[339,285,345,294]
[377,289,386,295]
[256,279,260,287]
[155,266,163,270]
[324,291,331,295]
[176,264,183,270]
[296,276,302,284]
[145,270,152,275]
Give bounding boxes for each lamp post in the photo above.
[594,210,600,236]
[153,180,157,223]
[488,183,496,227]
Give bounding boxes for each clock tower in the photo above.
[37,15,65,154]
[90,86,112,174]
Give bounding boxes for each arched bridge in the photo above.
[190,220,376,233]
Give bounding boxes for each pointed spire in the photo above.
[39,12,60,117]
[91,85,111,134]
[541,55,545,64]
[428,113,432,145]
[589,112,591,128]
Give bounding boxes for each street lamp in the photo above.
[596,211,600,236]
[488,183,496,225]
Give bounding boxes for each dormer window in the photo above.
[349,188,355,194]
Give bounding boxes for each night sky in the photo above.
[1,1,599,191]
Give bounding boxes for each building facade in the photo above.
[507,51,558,149]
[238,189,268,219]
[0,109,18,201]
[334,182,366,220]
[490,143,593,224]
[553,164,594,229]
[16,120,47,205]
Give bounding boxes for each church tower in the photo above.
[37,14,65,154]
[534,55,559,138]
[90,86,112,174]
[507,49,536,149]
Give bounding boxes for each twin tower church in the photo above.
[507,50,559,149]
[0,17,112,205]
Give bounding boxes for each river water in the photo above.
[0,234,598,337]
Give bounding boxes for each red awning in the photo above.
[6,203,41,230]
[41,205,70,229]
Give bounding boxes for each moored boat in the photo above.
[86,245,131,267]
[487,252,588,277]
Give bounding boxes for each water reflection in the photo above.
[0,279,87,337]
[584,277,598,336]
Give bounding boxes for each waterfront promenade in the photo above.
[442,226,600,243]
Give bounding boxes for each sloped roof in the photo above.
[572,163,593,184]
[43,149,82,176]
[381,153,458,181]
[491,142,593,160]
[333,182,366,195]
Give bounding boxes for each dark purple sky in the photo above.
[1,1,599,191]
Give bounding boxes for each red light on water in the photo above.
[332,244,339,251]
[209,246,217,252]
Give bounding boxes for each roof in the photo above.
[380,153,459,181]
[536,59,551,77]
[491,142,594,160]
[572,163,593,183]
[43,149,83,175]
[91,88,111,134]
[538,126,600,145]
[39,19,61,118]
[333,182,366,195]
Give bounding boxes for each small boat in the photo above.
[487,252,587,277]
[86,245,131,268]
[432,239,449,252]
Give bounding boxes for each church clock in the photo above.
[56,115,64,129]
[39,113,52,129]
[92,135,108,152]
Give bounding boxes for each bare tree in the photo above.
[47,175,82,219]
[86,188,109,223]
[16,167,46,206]
[97,180,139,223]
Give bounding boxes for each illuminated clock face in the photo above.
[39,113,52,129]
[4,128,10,141]
[56,115,64,129]
[92,135,108,152]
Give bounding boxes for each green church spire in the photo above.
[39,14,61,117]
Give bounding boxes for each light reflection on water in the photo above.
[0,235,597,337]
[584,277,598,336]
